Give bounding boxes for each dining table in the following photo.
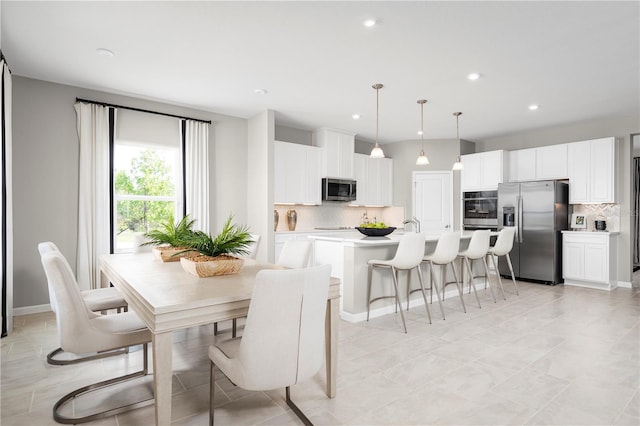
[100,253,341,426]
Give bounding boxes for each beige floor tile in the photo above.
[2,283,638,425]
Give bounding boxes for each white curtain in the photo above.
[183,120,210,233]
[74,102,112,290]
[1,58,13,335]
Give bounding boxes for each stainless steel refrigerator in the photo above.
[497,180,568,284]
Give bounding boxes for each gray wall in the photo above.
[12,76,249,309]
[476,115,639,284]
[383,138,471,231]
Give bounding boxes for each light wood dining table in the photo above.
[100,253,340,426]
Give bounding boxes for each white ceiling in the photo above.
[2,1,639,144]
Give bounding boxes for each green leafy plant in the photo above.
[183,215,253,258]
[142,215,197,247]
[359,221,388,229]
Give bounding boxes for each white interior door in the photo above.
[413,171,453,233]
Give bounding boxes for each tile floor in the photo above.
[1,281,639,425]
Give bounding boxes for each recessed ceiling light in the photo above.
[352,114,361,120]
[528,104,539,110]
[96,48,114,57]
[254,88,268,95]
[417,130,424,136]
[363,19,376,27]
[467,72,481,81]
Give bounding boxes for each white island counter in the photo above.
[309,231,473,322]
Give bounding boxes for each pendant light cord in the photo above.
[376,86,380,145]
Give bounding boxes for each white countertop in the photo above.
[308,231,476,246]
[561,230,619,235]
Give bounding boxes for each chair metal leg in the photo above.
[449,261,466,313]
[486,255,499,303]
[47,346,129,366]
[431,262,446,320]
[366,264,373,322]
[210,361,215,426]
[490,254,506,300]
[505,253,519,295]
[232,318,237,338]
[390,267,408,333]
[286,386,313,426]
[53,343,153,424]
[416,265,432,324]
[464,257,482,309]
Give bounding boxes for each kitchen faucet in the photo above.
[402,217,421,233]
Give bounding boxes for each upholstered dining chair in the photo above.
[209,264,331,426]
[277,240,312,268]
[367,232,430,333]
[214,234,262,337]
[487,227,517,297]
[39,250,153,424]
[38,242,130,365]
[421,231,464,320]
[456,230,493,307]
[244,234,261,259]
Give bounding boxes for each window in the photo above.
[113,142,182,253]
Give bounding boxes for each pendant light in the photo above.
[452,111,464,171]
[415,99,429,165]
[370,83,385,158]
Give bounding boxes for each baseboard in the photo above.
[340,287,465,323]
[13,304,52,316]
[617,281,632,289]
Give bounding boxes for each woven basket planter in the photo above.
[152,246,198,262]
[180,255,244,277]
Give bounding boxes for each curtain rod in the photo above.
[75,98,212,124]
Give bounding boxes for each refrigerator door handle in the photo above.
[518,195,524,243]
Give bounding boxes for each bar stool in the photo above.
[457,230,493,307]
[422,232,464,319]
[367,233,430,333]
[487,227,517,297]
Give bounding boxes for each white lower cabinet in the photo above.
[562,231,617,290]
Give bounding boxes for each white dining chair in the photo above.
[38,242,130,365]
[368,232,430,333]
[487,227,517,297]
[456,230,493,307]
[277,240,312,268]
[422,231,464,320]
[39,250,153,424]
[244,233,261,259]
[209,264,331,426]
[214,234,262,337]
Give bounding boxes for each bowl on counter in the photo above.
[355,226,396,237]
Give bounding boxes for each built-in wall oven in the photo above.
[463,190,498,231]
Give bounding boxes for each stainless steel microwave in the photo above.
[322,178,357,202]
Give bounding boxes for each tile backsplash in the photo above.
[274,204,405,232]
[571,204,619,232]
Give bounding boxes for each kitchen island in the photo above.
[309,231,474,322]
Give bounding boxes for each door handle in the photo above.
[445,224,450,228]
[518,196,524,243]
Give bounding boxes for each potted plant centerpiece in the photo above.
[142,215,199,262]
[179,215,254,277]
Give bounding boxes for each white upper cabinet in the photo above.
[509,144,568,182]
[461,150,506,191]
[274,141,322,205]
[314,127,355,179]
[350,153,393,206]
[508,148,537,182]
[567,137,616,204]
[536,144,568,179]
